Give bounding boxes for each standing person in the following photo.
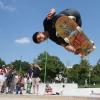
[0,73,5,92]
[4,67,16,93]
[26,77,32,94]
[0,66,7,93]
[27,66,33,78]
[32,64,41,94]
[9,67,16,94]
[32,8,82,55]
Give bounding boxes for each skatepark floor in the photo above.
[0,94,99,100]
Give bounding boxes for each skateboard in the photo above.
[55,15,96,56]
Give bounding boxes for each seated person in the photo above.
[45,84,53,95]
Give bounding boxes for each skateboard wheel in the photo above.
[76,26,83,32]
[90,40,94,44]
[64,37,69,43]
[90,40,96,49]
[93,45,96,49]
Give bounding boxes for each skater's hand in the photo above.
[47,8,56,20]
[74,49,81,55]
[74,48,84,57]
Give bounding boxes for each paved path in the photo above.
[0,95,99,100]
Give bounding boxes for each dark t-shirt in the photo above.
[32,67,41,78]
[28,68,33,77]
[43,9,82,46]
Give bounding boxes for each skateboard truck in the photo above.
[64,37,69,43]
[76,26,83,32]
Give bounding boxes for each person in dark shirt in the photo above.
[32,64,41,94]
[32,8,82,54]
[27,66,33,78]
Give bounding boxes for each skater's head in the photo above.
[32,32,48,43]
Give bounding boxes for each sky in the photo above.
[0,0,100,66]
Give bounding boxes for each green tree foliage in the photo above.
[11,60,30,74]
[0,58,6,68]
[68,58,92,85]
[67,64,80,83]
[92,59,100,84]
[97,59,100,65]
[34,51,65,82]
[78,59,92,85]
[0,53,100,86]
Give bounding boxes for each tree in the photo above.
[92,59,100,84]
[66,64,80,83]
[78,58,92,85]
[34,52,65,82]
[11,60,30,74]
[0,58,6,68]
[97,59,100,65]
[68,59,92,85]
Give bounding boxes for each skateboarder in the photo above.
[32,8,82,54]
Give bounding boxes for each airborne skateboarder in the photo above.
[32,8,82,55]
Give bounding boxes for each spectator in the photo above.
[0,73,5,92]
[26,77,32,94]
[16,75,24,94]
[32,64,41,94]
[5,67,16,93]
[45,84,53,95]
[27,66,33,78]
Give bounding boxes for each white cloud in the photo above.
[15,37,31,44]
[0,1,16,12]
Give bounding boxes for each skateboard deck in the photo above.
[55,16,96,56]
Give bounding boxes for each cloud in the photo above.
[15,37,31,44]
[0,1,16,12]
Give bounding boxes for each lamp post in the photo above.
[88,67,92,86]
[44,52,47,83]
[88,68,91,86]
[19,56,22,73]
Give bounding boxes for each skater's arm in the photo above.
[63,44,81,55]
[63,45,76,53]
